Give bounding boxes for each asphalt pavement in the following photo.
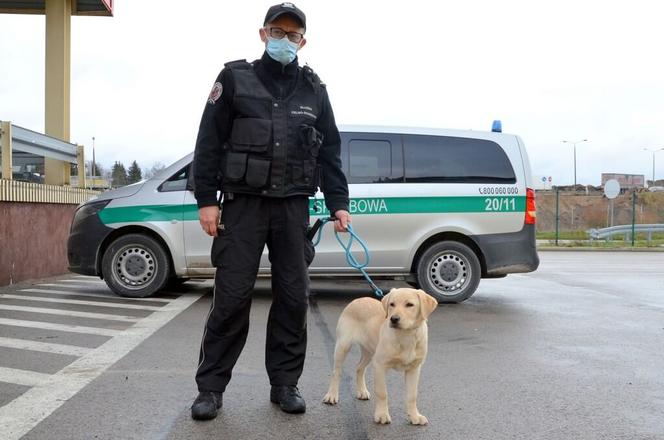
[1,251,663,440]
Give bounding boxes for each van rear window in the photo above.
[403,134,516,183]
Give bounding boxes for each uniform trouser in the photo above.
[195,194,312,393]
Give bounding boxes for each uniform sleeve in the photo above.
[315,86,350,214]
[193,69,234,209]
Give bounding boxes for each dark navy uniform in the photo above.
[193,52,349,393]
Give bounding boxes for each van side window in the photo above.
[403,135,516,183]
[158,165,189,192]
[342,133,404,184]
[349,140,390,181]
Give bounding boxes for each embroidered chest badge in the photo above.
[208,82,223,105]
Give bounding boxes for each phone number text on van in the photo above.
[478,186,519,195]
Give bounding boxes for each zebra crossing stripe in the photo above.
[0,337,90,357]
[0,294,162,311]
[0,318,121,337]
[57,279,106,285]
[0,305,140,323]
[21,288,172,303]
[0,367,51,387]
[0,292,203,440]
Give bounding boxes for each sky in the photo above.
[1,0,664,186]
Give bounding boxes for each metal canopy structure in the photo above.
[11,124,78,163]
[0,0,112,16]
[0,0,113,185]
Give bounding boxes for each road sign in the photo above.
[604,179,620,199]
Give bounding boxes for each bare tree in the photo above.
[144,161,166,179]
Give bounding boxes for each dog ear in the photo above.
[417,290,438,319]
[381,289,394,318]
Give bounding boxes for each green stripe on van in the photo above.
[98,196,525,225]
[98,204,187,224]
[310,196,525,216]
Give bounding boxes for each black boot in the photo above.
[270,385,306,414]
[191,391,223,420]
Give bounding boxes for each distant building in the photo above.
[601,173,645,189]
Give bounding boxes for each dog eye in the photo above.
[389,302,395,307]
[406,303,414,307]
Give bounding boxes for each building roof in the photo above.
[0,0,112,16]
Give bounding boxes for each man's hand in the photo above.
[199,205,220,237]
[334,209,351,233]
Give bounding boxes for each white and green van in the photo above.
[68,125,539,302]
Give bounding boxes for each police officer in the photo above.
[191,3,350,420]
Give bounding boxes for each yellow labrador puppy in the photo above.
[323,288,438,425]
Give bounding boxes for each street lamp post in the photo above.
[562,139,588,187]
[643,147,664,185]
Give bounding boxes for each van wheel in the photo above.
[101,234,170,298]
[416,241,481,303]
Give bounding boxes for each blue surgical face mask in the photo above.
[266,36,299,65]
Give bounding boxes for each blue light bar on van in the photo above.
[492,120,502,133]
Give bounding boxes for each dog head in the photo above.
[381,288,438,330]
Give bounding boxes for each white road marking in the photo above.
[0,305,139,323]
[0,292,203,440]
[56,279,106,285]
[0,337,90,357]
[0,318,121,337]
[0,367,51,387]
[25,287,172,303]
[0,294,162,311]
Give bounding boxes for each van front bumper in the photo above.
[67,201,114,276]
[472,224,540,276]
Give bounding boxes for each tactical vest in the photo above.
[221,60,324,198]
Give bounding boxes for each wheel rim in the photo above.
[111,244,157,290]
[426,250,471,296]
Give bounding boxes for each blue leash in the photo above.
[310,217,384,298]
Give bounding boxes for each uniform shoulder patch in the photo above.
[207,82,223,105]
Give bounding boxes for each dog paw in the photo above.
[374,412,392,424]
[322,393,339,405]
[408,413,429,425]
[356,389,371,400]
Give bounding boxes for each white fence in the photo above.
[0,179,100,204]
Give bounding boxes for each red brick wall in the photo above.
[0,202,77,286]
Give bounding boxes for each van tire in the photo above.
[101,234,170,298]
[416,241,481,303]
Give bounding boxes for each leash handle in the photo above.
[334,224,384,298]
[308,217,384,298]
[309,217,335,246]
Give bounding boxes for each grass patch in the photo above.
[541,240,664,248]
[537,231,664,242]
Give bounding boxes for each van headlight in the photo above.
[71,199,112,230]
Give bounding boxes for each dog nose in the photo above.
[390,315,400,324]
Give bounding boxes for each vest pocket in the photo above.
[230,118,271,153]
[245,156,271,188]
[225,152,247,182]
[308,143,320,158]
[292,159,316,186]
[299,124,322,158]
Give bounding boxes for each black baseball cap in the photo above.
[264,2,306,30]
